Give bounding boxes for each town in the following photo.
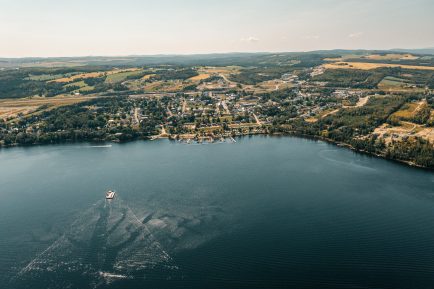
[0,51,433,167]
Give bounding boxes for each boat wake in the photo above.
[12,198,181,288]
[318,149,377,172]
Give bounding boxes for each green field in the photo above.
[26,73,75,81]
[104,70,144,83]
[64,80,94,92]
[65,80,87,88]
[378,76,414,89]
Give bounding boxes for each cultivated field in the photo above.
[188,74,210,82]
[50,68,140,83]
[50,72,105,83]
[0,95,97,121]
[323,62,434,71]
[363,54,419,60]
[377,76,422,92]
[324,53,419,62]
[105,70,144,83]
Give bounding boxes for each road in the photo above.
[182,99,187,114]
[132,107,140,127]
[253,113,262,125]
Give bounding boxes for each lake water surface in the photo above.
[1,136,434,289]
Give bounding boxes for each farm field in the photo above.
[104,69,144,83]
[188,73,210,82]
[50,72,106,83]
[323,61,434,71]
[377,76,421,92]
[26,73,75,81]
[50,68,140,83]
[0,95,98,121]
[64,80,94,91]
[363,53,419,60]
[324,53,419,62]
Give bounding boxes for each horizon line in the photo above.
[2,47,434,59]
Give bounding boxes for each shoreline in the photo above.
[0,131,432,171]
[277,131,433,171]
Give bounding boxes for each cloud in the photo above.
[348,32,364,39]
[240,36,260,42]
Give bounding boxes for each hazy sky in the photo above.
[1,0,433,57]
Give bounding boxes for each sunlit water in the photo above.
[1,136,433,289]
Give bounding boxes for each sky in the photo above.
[0,0,433,57]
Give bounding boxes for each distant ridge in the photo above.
[390,48,434,55]
[1,48,434,68]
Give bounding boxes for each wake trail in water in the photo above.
[17,200,103,277]
[12,198,179,288]
[123,201,173,262]
[318,149,377,172]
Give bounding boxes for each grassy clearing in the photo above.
[391,102,424,120]
[64,80,94,92]
[378,77,408,87]
[27,74,75,81]
[305,117,318,123]
[77,85,94,92]
[65,80,87,88]
[219,115,233,122]
[188,74,210,82]
[143,80,186,92]
[50,72,105,83]
[323,62,434,71]
[51,68,140,83]
[201,66,241,75]
[141,74,156,80]
[378,76,423,92]
[323,54,365,61]
[324,53,418,62]
[363,53,419,60]
[105,70,144,83]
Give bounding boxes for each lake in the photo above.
[1,136,434,289]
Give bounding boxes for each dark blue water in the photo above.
[0,136,433,289]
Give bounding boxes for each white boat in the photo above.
[106,190,116,200]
